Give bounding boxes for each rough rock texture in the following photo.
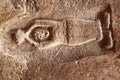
[0,0,120,80]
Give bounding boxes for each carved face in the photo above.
[32,27,50,42]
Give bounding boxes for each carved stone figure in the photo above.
[14,12,113,49]
[0,0,120,80]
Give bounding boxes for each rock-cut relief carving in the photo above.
[13,18,108,49]
[12,4,114,50]
[15,20,67,49]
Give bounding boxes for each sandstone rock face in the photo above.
[0,0,120,80]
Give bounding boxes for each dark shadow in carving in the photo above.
[97,4,115,51]
[10,29,19,44]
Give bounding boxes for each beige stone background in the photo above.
[0,0,120,80]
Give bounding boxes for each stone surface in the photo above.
[0,0,120,80]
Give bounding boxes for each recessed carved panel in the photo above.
[10,4,114,50]
[12,18,113,50]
